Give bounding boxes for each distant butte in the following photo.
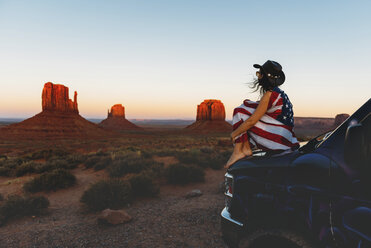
[99,104,140,131]
[108,104,126,118]
[186,99,232,132]
[196,99,226,121]
[0,82,109,139]
[42,82,79,113]
[333,113,350,127]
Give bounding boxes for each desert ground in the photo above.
[0,127,232,248]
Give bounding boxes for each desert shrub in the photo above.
[200,152,227,170]
[165,163,205,185]
[93,156,112,171]
[108,159,143,177]
[129,172,159,197]
[173,148,226,169]
[0,158,27,177]
[48,158,77,170]
[33,162,54,174]
[0,195,49,226]
[14,161,43,177]
[146,161,165,177]
[84,156,101,168]
[64,154,86,168]
[1,158,21,168]
[110,150,137,161]
[175,148,202,164]
[12,157,30,165]
[125,146,139,152]
[93,149,109,156]
[23,169,76,193]
[80,179,132,211]
[0,158,48,177]
[66,153,87,164]
[140,150,153,159]
[84,155,112,171]
[26,149,70,160]
[33,158,77,174]
[108,152,161,178]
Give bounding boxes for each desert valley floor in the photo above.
[0,128,232,248]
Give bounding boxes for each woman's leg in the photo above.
[232,107,250,143]
[225,105,254,168]
[242,139,253,156]
[225,142,246,169]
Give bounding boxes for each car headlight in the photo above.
[224,173,233,210]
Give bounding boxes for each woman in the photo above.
[225,60,299,169]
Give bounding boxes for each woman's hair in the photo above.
[249,71,275,96]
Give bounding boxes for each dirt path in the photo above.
[0,166,228,248]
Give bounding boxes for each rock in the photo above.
[334,113,350,127]
[42,82,78,113]
[108,104,125,118]
[185,189,203,198]
[0,82,110,139]
[196,100,225,121]
[99,104,140,131]
[97,209,132,225]
[186,99,232,132]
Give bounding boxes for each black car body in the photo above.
[221,99,371,248]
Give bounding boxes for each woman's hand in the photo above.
[230,131,238,143]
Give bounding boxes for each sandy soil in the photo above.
[0,163,228,248]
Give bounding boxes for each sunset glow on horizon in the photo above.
[0,1,370,120]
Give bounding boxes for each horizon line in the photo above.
[0,116,340,121]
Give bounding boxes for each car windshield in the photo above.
[314,131,333,148]
[298,130,334,153]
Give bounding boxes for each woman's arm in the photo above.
[231,91,272,141]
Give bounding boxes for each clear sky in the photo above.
[0,0,370,119]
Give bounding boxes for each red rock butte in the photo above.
[42,82,79,114]
[334,113,350,127]
[186,99,232,132]
[196,99,226,121]
[99,104,140,131]
[0,82,109,139]
[108,104,126,118]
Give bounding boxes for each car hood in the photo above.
[228,149,301,172]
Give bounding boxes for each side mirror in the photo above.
[344,124,367,170]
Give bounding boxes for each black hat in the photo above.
[253,60,285,86]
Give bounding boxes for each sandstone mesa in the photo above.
[42,82,79,114]
[186,99,232,132]
[99,104,140,131]
[108,104,125,118]
[0,82,108,139]
[196,99,226,121]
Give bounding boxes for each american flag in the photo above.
[233,87,299,151]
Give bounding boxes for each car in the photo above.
[221,99,370,248]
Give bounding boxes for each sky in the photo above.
[0,0,370,119]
